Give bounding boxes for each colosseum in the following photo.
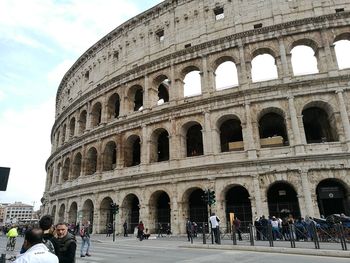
[42,0,350,234]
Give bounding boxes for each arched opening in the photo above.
[215,61,239,90]
[291,45,319,76]
[149,191,171,232]
[186,124,204,157]
[69,117,75,139]
[51,206,56,223]
[124,135,141,167]
[334,39,350,69]
[219,118,243,152]
[302,107,338,143]
[122,194,140,234]
[78,110,87,135]
[259,112,289,147]
[56,131,60,148]
[188,189,208,226]
[267,182,301,218]
[56,163,61,184]
[158,80,170,105]
[107,93,120,120]
[82,199,94,233]
[62,158,70,181]
[86,147,98,175]
[72,153,82,179]
[225,186,252,231]
[99,197,113,234]
[184,70,201,97]
[251,53,278,82]
[91,102,102,128]
[134,88,143,111]
[316,179,350,217]
[62,124,66,144]
[68,202,77,225]
[58,204,65,222]
[103,141,117,171]
[48,169,53,189]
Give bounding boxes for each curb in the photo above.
[180,244,350,258]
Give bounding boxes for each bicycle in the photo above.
[6,237,16,251]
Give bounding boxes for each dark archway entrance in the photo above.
[317,179,350,217]
[226,186,252,231]
[100,197,113,234]
[189,189,208,225]
[267,182,300,218]
[123,194,140,234]
[156,192,171,226]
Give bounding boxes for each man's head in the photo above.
[39,215,53,231]
[23,228,43,250]
[56,223,68,239]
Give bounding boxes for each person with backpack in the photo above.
[79,223,91,257]
[54,222,77,263]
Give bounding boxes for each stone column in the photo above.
[203,111,213,155]
[237,40,249,85]
[141,124,148,165]
[336,89,350,151]
[200,55,214,95]
[278,37,291,79]
[101,96,108,125]
[288,96,305,154]
[170,195,181,235]
[85,101,92,131]
[321,30,338,73]
[244,103,257,159]
[300,169,315,217]
[253,176,263,217]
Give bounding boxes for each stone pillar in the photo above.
[244,103,257,159]
[141,124,148,165]
[85,102,92,131]
[288,96,305,154]
[101,96,108,125]
[300,169,315,217]
[278,37,291,79]
[170,195,181,235]
[169,118,179,160]
[200,55,214,95]
[321,30,338,72]
[336,89,350,151]
[93,202,100,234]
[253,176,263,217]
[237,40,249,85]
[203,111,213,155]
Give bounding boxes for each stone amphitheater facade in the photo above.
[42,0,350,234]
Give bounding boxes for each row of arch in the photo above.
[50,178,350,234]
[54,36,350,148]
[48,100,339,185]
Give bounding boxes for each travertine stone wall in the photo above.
[42,0,350,234]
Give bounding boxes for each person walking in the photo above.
[79,223,91,257]
[14,228,58,263]
[209,213,220,244]
[123,221,128,237]
[137,221,144,241]
[233,216,242,241]
[186,218,193,242]
[53,222,77,263]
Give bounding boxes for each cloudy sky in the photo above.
[0,0,162,209]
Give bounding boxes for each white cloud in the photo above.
[47,59,76,87]
[0,99,55,209]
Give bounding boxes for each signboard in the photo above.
[319,187,343,199]
[0,167,10,191]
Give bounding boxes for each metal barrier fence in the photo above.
[205,223,349,251]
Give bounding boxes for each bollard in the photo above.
[217,226,221,244]
[211,225,214,244]
[289,224,296,248]
[0,254,6,263]
[202,222,206,244]
[232,224,237,245]
[268,224,274,247]
[311,223,320,249]
[338,224,347,251]
[249,224,254,246]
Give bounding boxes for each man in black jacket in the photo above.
[54,222,77,263]
[39,215,56,254]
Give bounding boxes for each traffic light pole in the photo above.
[113,212,116,242]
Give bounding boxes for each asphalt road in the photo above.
[0,235,349,263]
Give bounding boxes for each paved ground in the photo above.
[0,234,348,262]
